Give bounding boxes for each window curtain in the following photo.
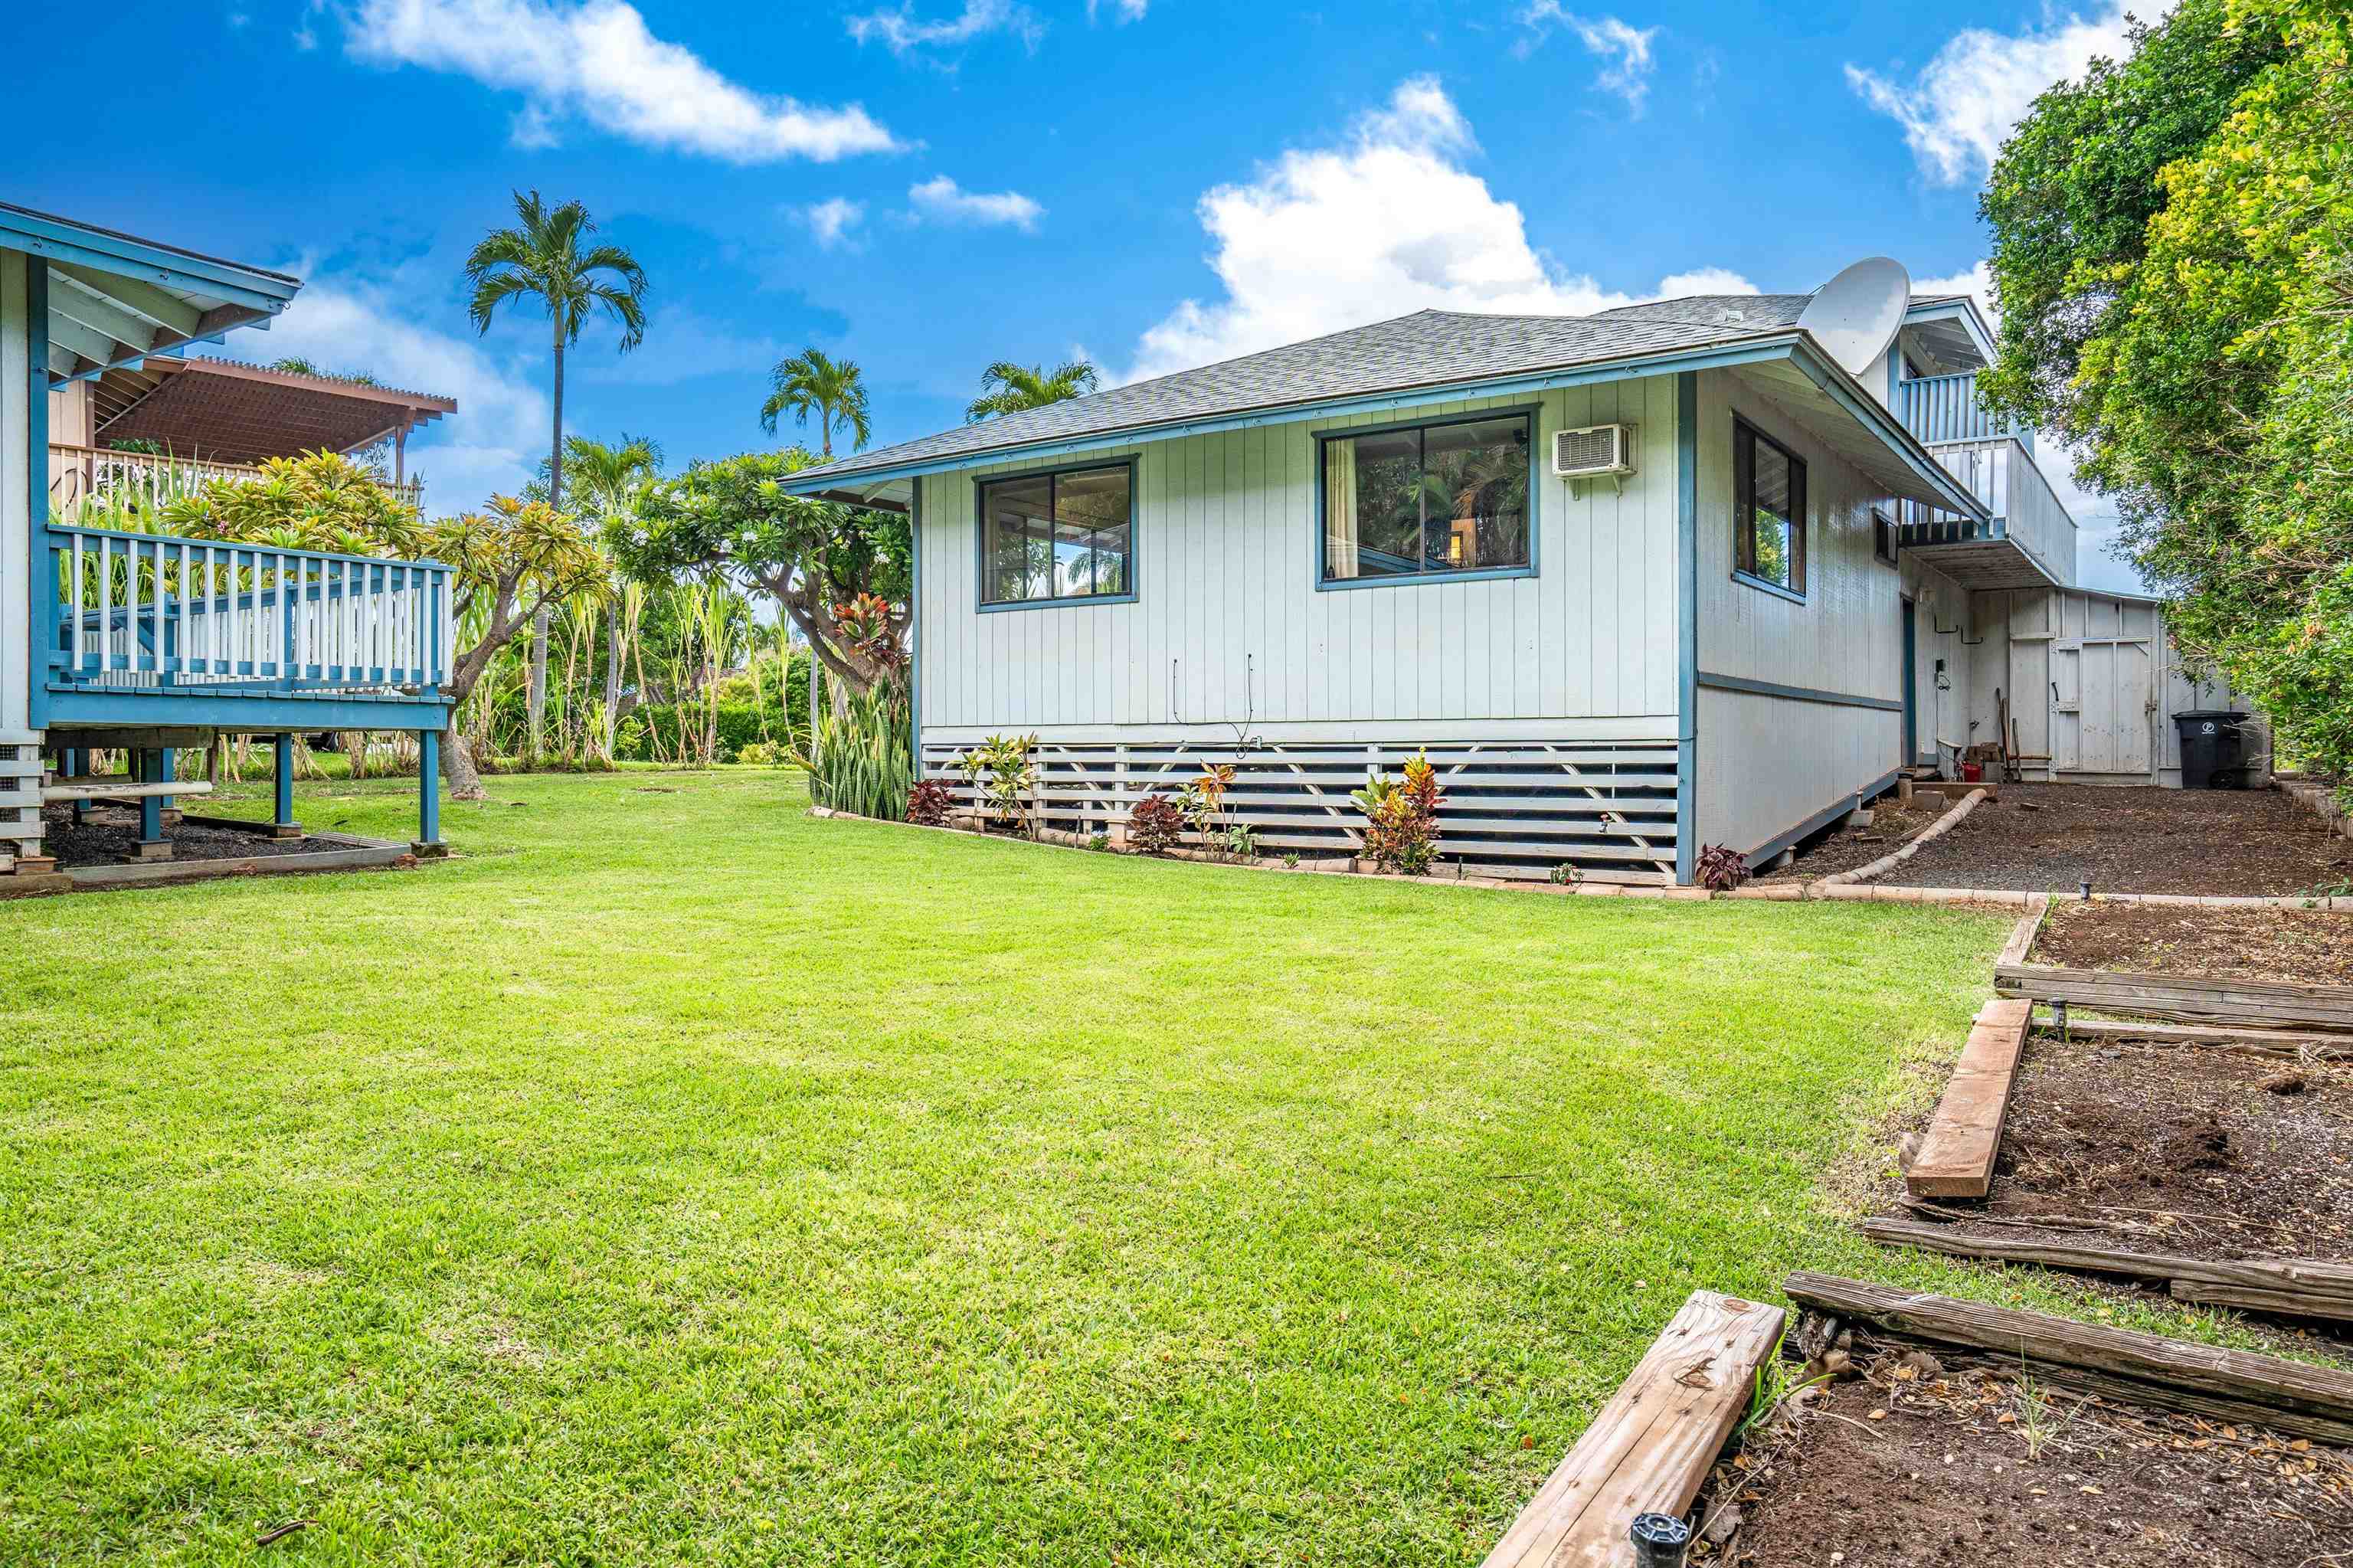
[1324,439,1359,577]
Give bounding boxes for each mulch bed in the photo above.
[1903,1034,2353,1265]
[2035,902,2353,987]
[1779,784,2353,895]
[1709,1339,2353,1566]
[41,804,333,871]
[1756,793,1950,880]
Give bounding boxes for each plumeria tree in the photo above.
[610,447,909,699]
[165,454,608,798]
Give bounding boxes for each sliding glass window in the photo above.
[979,462,1134,607]
[1320,411,1533,584]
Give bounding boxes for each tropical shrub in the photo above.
[957,733,1037,832]
[1176,763,1237,843]
[906,777,953,827]
[1351,751,1444,875]
[795,685,912,819]
[1694,843,1749,892]
[1127,793,1184,854]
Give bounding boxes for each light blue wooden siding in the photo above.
[1691,366,1906,857]
[914,378,1681,741]
[2,250,31,739]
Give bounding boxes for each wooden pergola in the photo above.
[88,355,457,480]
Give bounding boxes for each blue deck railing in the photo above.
[44,524,454,698]
[1898,372,2031,450]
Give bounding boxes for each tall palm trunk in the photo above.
[601,602,623,763]
[528,326,565,761]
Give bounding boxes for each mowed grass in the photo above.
[0,771,2252,1564]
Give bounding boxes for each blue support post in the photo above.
[273,732,299,838]
[64,748,83,824]
[134,749,166,859]
[414,728,444,856]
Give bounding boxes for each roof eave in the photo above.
[785,329,1991,523]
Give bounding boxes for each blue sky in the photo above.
[21,0,2156,588]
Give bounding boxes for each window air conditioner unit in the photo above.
[1553,424,1635,495]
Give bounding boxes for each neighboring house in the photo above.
[50,353,454,514]
[786,262,2246,887]
[0,202,452,882]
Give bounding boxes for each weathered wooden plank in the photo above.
[1998,963,2353,1032]
[1479,1291,1783,1568]
[2037,1015,2353,1059]
[1906,998,2031,1200]
[2171,1280,2353,1323]
[1861,1216,2353,1295]
[1785,1272,2353,1441]
[1994,901,2046,971]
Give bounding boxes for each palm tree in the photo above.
[565,434,662,762]
[964,358,1098,423]
[760,348,870,459]
[465,190,649,762]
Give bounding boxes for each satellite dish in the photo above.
[1796,257,1910,376]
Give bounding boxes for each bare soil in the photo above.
[41,804,342,871]
[1715,1340,2353,1567]
[1776,784,2353,895]
[2035,902,2353,987]
[1930,1035,2353,1264]
[1756,793,1950,879]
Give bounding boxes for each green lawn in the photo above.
[0,772,2266,1563]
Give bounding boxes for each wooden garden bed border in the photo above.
[1477,1290,1784,1568]
[1997,956,2353,1032]
[1785,1271,2353,1445]
[59,832,417,890]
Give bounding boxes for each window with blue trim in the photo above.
[1320,413,1531,582]
[980,463,1133,606]
[1733,420,1807,597]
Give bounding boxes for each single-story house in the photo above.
[784,262,2248,886]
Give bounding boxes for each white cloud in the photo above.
[1914,259,1995,320]
[1121,77,1752,383]
[1087,0,1147,19]
[226,267,552,514]
[346,0,902,164]
[907,175,1043,231]
[846,0,1042,58]
[1847,1,2169,185]
[803,197,867,250]
[1518,5,1659,113]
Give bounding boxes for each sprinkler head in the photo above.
[1629,1512,1692,1568]
[2053,999,2070,1036]
[2079,879,2093,902]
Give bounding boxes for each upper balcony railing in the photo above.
[44,522,454,701]
[1897,372,2033,451]
[47,443,424,516]
[1899,437,2078,586]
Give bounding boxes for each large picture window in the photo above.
[1320,411,1533,584]
[1733,421,1807,598]
[980,462,1134,607]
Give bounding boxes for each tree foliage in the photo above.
[1982,0,2353,788]
[760,347,871,458]
[611,448,911,692]
[964,358,1098,422]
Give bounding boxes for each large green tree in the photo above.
[610,449,910,695]
[465,191,649,761]
[760,348,870,459]
[964,358,1098,422]
[1981,0,2353,790]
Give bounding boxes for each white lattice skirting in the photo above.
[921,736,1680,884]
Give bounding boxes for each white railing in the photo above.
[48,443,425,515]
[1898,372,2031,450]
[47,524,454,696]
[1899,437,2078,583]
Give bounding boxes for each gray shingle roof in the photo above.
[789,303,1814,486]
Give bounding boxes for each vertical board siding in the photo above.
[1,251,28,738]
[1691,367,1907,858]
[914,385,1681,737]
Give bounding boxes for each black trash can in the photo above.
[2172,709,2250,789]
